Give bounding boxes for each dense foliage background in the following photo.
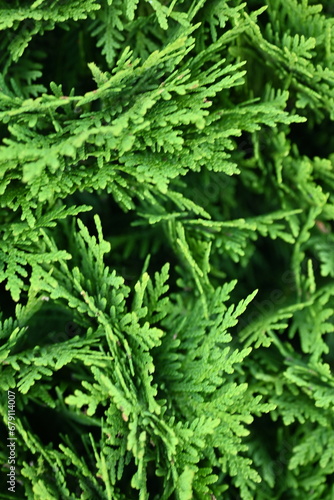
[1,0,334,499]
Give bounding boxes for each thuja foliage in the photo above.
[0,0,334,498]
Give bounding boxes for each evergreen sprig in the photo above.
[1,1,334,499]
